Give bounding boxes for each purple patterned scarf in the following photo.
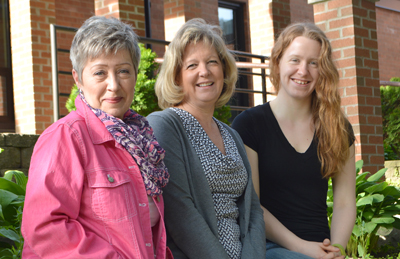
[80,93,169,196]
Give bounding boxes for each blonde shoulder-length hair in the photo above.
[270,23,355,178]
[155,18,238,109]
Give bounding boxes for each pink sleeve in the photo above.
[22,124,121,259]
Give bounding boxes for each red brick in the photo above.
[329,17,354,29]
[363,38,378,49]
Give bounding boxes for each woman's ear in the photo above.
[72,69,82,88]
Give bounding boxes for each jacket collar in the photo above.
[75,96,115,145]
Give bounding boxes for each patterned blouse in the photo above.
[172,108,248,259]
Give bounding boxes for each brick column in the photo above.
[95,0,146,37]
[248,0,291,104]
[9,0,56,134]
[310,0,384,173]
[249,0,290,56]
[164,0,218,41]
[149,0,166,57]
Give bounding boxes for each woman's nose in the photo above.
[107,73,119,91]
[199,63,210,77]
[297,62,309,76]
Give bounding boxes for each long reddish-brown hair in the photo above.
[270,23,354,178]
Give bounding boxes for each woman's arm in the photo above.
[245,145,340,259]
[148,113,230,259]
[22,125,121,259]
[330,144,356,249]
[231,131,266,259]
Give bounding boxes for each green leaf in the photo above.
[356,171,370,184]
[356,160,364,174]
[371,216,395,224]
[367,168,387,182]
[0,228,20,243]
[356,182,375,193]
[0,190,18,208]
[0,178,25,196]
[364,221,378,233]
[382,186,400,198]
[363,211,374,220]
[3,170,28,191]
[358,243,365,256]
[383,204,400,211]
[376,224,393,236]
[365,181,388,194]
[352,225,361,237]
[356,194,384,206]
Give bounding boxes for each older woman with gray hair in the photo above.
[147,18,266,259]
[22,16,171,258]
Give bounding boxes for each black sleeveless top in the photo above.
[232,102,330,242]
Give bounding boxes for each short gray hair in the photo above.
[70,16,141,82]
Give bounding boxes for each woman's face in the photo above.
[277,36,321,101]
[73,49,136,119]
[177,41,224,109]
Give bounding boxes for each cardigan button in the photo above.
[107,174,114,183]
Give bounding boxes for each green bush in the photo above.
[380,77,400,160]
[0,149,26,259]
[327,160,400,258]
[66,44,232,122]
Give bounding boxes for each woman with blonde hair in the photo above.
[232,23,356,259]
[147,18,266,259]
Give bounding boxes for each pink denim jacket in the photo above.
[22,97,171,259]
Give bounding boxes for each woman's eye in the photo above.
[94,71,105,76]
[310,61,318,66]
[187,64,196,69]
[291,59,299,62]
[209,60,218,64]
[119,69,130,74]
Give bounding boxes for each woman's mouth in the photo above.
[292,79,310,85]
[103,97,123,103]
[197,82,214,87]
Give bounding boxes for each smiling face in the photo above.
[73,49,136,119]
[176,41,224,110]
[278,36,321,102]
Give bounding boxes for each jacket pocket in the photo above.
[87,170,137,221]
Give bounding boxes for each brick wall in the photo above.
[164,0,218,41]
[55,0,94,117]
[0,133,39,176]
[290,0,314,23]
[312,0,384,172]
[9,0,56,134]
[149,0,166,57]
[95,0,146,37]
[376,6,400,81]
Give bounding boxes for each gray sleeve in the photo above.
[147,112,230,259]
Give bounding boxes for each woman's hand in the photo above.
[295,239,341,259]
[319,239,344,259]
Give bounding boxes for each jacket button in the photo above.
[241,234,245,239]
[146,243,152,247]
[107,174,114,183]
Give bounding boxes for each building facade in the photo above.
[1,0,399,172]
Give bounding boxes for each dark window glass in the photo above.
[218,1,250,121]
[0,0,15,132]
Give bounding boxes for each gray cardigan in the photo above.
[147,109,266,259]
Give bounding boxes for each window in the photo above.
[0,0,14,132]
[218,1,251,120]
